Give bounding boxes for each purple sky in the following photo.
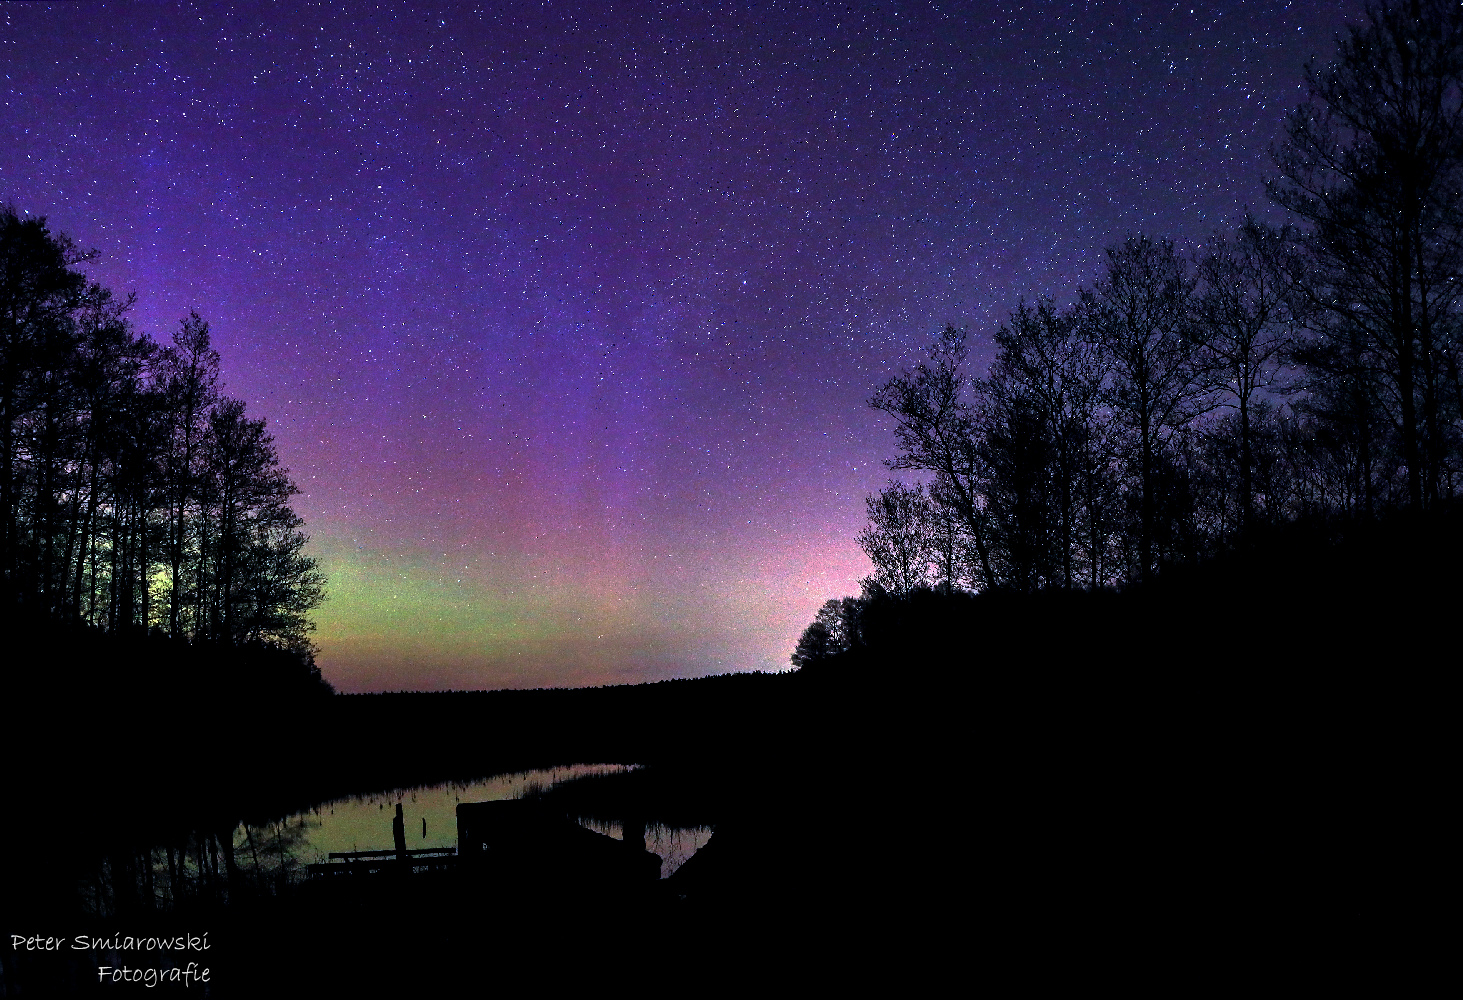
[2,1,1358,691]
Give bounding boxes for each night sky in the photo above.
[3,1,1358,691]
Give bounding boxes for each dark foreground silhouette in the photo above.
[1,512,1451,990]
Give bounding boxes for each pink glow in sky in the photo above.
[1,1,1357,689]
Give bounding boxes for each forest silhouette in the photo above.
[792,0,1463,684]
[0,204,325,657]
[1,0,1456,990]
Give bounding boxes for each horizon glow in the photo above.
[0,1,1359,690]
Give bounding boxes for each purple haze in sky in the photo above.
[1,1,1358,690]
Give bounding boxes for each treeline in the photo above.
[0,205,324,658]
[813,1,1463,648]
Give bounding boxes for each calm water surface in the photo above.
[75,764,713,917]
[284,764,712,879]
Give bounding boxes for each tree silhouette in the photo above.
[790,597,864,669]
[817,1,1463,675]
[1082,236,1205,583]
[160,312,221,638]
[1194,217,1301,532]
[857,481,934,595]
[0,205,324,668]
[869,326,996,590]
[199,398,323,652]
[0,206,90,611]
[984,299,1112,588]
[1269,0,1463,510]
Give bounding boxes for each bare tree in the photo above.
[869,326,996,590]
[1082,236,1206,583]
[857,481,934,595]
[985,299,1113,588]
[1195,218,1301,532]
[1269,0,1463,509]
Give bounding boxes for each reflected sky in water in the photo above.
[578,818,713,880]
[288,764,634,860]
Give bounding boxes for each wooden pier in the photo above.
[306,847,457,880]
[302,798,660,887]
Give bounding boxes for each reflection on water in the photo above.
[78,813,317,917]
[290,763,635,862]
[74,763,709,917]
[577,819,714,879]
[289,763,711,879]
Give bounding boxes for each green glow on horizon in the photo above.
[307,532,700,691]
[302,522,838,691]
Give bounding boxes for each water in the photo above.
[289,763,633,860]
[283,764,711,879]
[72,763,714,917]
[577,818,715,879]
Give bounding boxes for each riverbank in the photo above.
[4,508,1453,988]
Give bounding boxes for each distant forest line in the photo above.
[799,2,1463,664]
[0,206,324,668]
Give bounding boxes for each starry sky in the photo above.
[3,1,1358,692]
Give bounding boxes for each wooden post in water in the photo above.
[393,804,408,869]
